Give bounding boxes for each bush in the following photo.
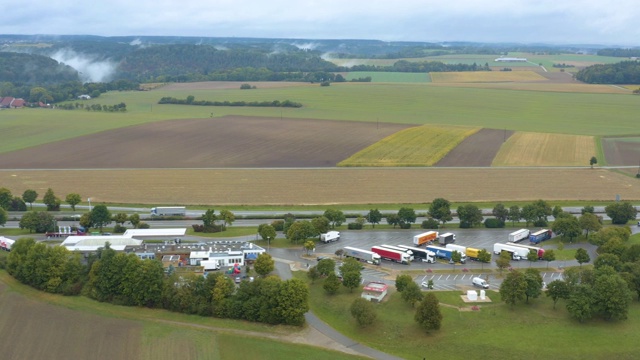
[320,81,331,86]
[347,222,363,230]
[484,218,505,228]
[533,219,548,227]
[421,218,439,229]
[138,222,150,229]
[399,222,412,229]
[240,83,252,89]
[113,224,127,234]
[271,220,284,231]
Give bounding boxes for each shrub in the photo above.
[320,81,331,86]
[240,83,252,89]
[399,223,412,229]
[347,222,363,230]
[138,222,150,229]
[113,224,127,234]
[533,219,548,227]
[421,218,439,229]
[271,220,284,231]
[484,218,505,228]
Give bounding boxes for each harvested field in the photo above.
[0,282,142,360]
[436,128,514,167]
[338,125,479,167]
[602,136,640,166]
[160,81,313,90]
[1,168,639,205]
[0,116,412,168]
[492,132,596,166]
[430,71,548,83]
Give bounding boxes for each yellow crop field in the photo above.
[492,132,596,166]
[337,125,479,167]
[430,71,548,83]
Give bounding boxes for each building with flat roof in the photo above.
[189,241,265,268]
[494,57,528,62]
[60,236,143,252]
[361,282,389,302]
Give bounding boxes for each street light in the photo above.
[88,198,92,211]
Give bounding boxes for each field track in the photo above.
[1,168,638,205]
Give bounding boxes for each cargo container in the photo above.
[343,246,381,265]
[371,246,410,264]
[413,231,438,246]
[508,229,530,243]
[529,229,553,244]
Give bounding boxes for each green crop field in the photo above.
[345,71,431,83]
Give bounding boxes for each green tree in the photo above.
[590,156,598,168]
[428,198,453,226]
[594,253,622,272]
[593,271,632,321]
[542,249,556,269]
[523,268,543,303]
[323,273,341,295]
[254,253,275,277]
[492,203,509,224]
[386,214,400,228]
[546,280,570,309]
[527,249,538,266]
[451,250,462,266]
[589,226,631,246]
[19,211,55,233]
[0,207,6,227]
[581,205,595,214]
[22,189,38,210]
[64,193,82,211]
[401,281,423,307]
[316,258,336,277]
[532,200,552,224]
[311,216,330,236]
[397,207,417,225]
[276,278,309,326]
[42,188,60,211]
[621,262,640,301]
[477,249,492,270]
[350,298,377,327]
[286,220,315,244]
[339,257,362,275]
[79,212,94,231]
[500,269,527,307]
[307,266,320,283]
[495,251,511,274]
[90,204,112,232]
[342,270,362,293]
[303,240,315,256]
[605,202,637,225]
[457,204,483,228]
[128,213,141,228]
[113,212,128,225]
[520,204,537,227]
[508,205,521,226]
[335,249,344,259]
[323,209,346,229]
[552,215,581,243]
[366,209,382,228]
[219,209,235,230]
[202,209,217,228]
[395,274,413,292]
[414,292,442,332]
[258,223,276,245]
[579,213,602,239]
[566,284,595,323]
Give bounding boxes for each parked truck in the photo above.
[493,243,533,261]
[344,246,381,265]
[371,246,411,265]
[0,236,15,251]
[397,245,436,263]
[151,206,186,216]
[426,245,466,263]
[510,243,545,259]
[379,244,414,261]
[445,243,480,263]
[413,231,438,246]
[508,229,530,243]
[320,231,340,243]
[464,247,488,262]
[438,232,456,245]
[529,229,553,244]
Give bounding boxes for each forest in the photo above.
[575,61,640,84]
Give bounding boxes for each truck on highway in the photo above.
[510,243,545,259]
[0,237,15,251]
[529,229,553,244]
[508,229,530,243]
[413,231,438,246]
[371,246,411,265]
[151,206,186,216]
[426,245,466,263]
[320,231,340,243]
[493,243,532,261]
[379,244,414,261]
[464,247,488,262]
[397,245,436,263]
[438,232,456,245]
[45,226,86,238]
[343,246,381,265]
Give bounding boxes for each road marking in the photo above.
[445,275,450,280]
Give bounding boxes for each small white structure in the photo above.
[361,282,388,302]
[0,236,16,251]
[78,94,91,100]
[494,57,528,62]
[467,290,478,301]
[480,290,486,300]
[122,228,187,238]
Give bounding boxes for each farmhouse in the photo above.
[188,241,265,268]
[494,57,528,62]
[0,97,25,108]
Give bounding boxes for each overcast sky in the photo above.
[3,0,639,46]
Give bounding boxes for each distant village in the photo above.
[0,94,91,109]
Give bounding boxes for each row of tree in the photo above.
[158,96,303,108]
[4,239,309,326]
[56,102,127,112]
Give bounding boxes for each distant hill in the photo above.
[0,52,79,85]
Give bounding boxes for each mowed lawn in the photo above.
[431,71,548,83]
[338,125,479,166]
[492,132,597,166]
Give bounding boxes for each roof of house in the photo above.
[363,282,388,292]
[0,97,14,106]
[123,228,187,237]
[11,98,25,107]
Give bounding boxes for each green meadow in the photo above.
[2,82,639,154]
[345,71,431,83]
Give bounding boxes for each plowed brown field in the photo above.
[436,129,513,167]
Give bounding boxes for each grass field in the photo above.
[345,71,431,83]
[430,71,548,83]
[338,125,479,166]
[492,132,597,166]
[297,271,640,360]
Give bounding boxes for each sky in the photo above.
[3,0,639,46]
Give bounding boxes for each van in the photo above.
[472,277,489,289]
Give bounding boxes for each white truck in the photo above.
[0,236,15,251]
[508,229,530,243]
[438,232,456,245]
[151,206,186,216]
[320,231,340,243]
[493,243,529,261]
[344,246,381,265]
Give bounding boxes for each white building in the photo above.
[361,282,388,302]
[122,228,186,238]
[60,235,143,252]
[189,241,265,268]
[494,57,528,62]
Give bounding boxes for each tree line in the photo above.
[575,61,640,84]
[158,96,303,108]
[597,48,640,58]
[2,240,309,326]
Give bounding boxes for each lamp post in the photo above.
[88,198,92,211]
